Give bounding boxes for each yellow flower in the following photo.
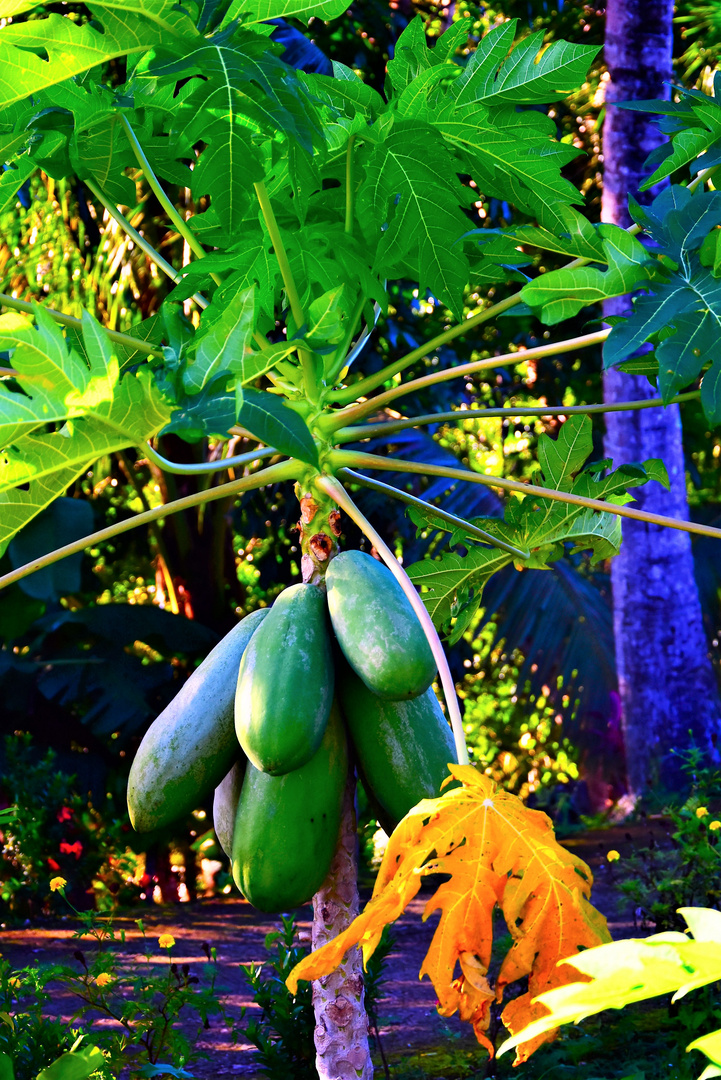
[607,850,620,863]
[8,977,21,989]
[696,807,709,819]
[95,973,113,988]
[49,876,67,892]
[158,934,175,950]
[710,821,721,832]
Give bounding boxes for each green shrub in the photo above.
[0,735,140,919]
[616,746,721,930]
[1,881,232,1078]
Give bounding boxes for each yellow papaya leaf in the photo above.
[287,765,610,1062]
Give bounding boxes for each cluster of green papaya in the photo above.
[127,550,456,913]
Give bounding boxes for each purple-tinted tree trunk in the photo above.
[602,0,721,795]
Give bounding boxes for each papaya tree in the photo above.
[2,0,721,1073]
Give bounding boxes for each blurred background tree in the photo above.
[2,0,721,912]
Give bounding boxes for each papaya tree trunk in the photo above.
[296,483,374,1079]
[311,772,373,1080]
[602,0,721,795]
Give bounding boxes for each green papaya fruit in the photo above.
[326,550,435,700]
[231,702,347,912]
[338,665,456,834]
[127,608,267,833]
[235,583,334,774]
[213,760,244,858]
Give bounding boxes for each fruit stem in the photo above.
[294,481,342,585]
[316,475,470,767]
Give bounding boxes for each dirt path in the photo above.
[0,821,669,1077]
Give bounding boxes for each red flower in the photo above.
[56,807,73,823]
[47,857,61,871]
[60,841,83,860]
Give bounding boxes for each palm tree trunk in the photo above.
[602,0,721,795]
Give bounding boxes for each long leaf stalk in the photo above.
[0,293,159,356]
[345,134,356,235]
[85,179,209,310]
[336,467,529,559]
[142,441,277,475]
[330,449,721,543]
[327,291,520,405]
[333,390,702,442]
[121,115,222,287]
[323,328,611,431]
[87,179,273,358]
[254,179,317,401]
[0,460,301,593]
[316,474,470,767]
[326,165,719,409]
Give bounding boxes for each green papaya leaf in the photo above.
[0,467,86,560]
[0,308,171,552]
[657,311,718,401]
[0,2,198,108]
[537,410,593,488]
[36,1044,104,1080]
[0,151,35,216]
[0,1052,12,1080]
[407,417,664,639]
[504,205,605,262]
[222,0,350,27]
[602,187,721,427]
[521,225,652,324]
[184,286,256,394]
[455,25,599,106]
[236,389,318,466]
[0,2,41,14]
[304,285,349,345]
[701,361,721,426]
[700,227,721,277]
[356,121,474,321]
[407,546,513,645]
[623,87,721,192]
[616,355,659,379]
